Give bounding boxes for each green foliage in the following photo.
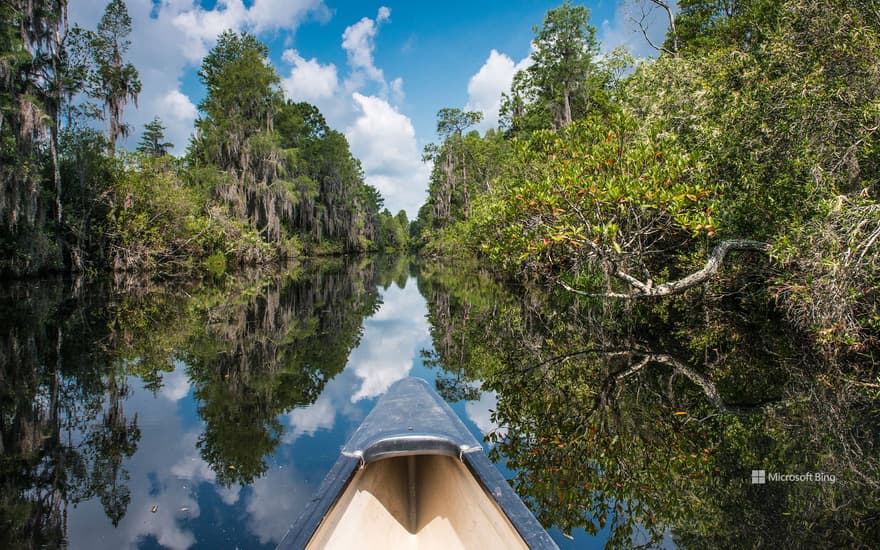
[189,36,382,257]
[376,208,408,252]
[500,0,611,134]
[417,259,880,548]
[136,117,173,157]
[420,0,880,352]
[192,30,282,176]
[103,155,215,273]
[416,122,509,242]
[2,8,385,276]
[474,114,715,288]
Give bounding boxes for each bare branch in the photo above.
[629,0,679,56]
[559,239,771,299]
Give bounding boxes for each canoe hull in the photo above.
[277,378,557,549]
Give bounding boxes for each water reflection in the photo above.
[415,257,880,548]
[0,255,489,549]
[5,254,874,549]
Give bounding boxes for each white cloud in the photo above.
[168,0,329,62]
[346,93,430,217]
[70,0,330,156]
[159,365,192,402]
[281,50,339,103]
[341,7,390,84]
[247,0,330,33]
[245,466,313,545]
[465,49,532,131]
[284,394,337,442]
[169,1,251,63]
[346,283,430,401]
[390,77,405,104]
[160,90,198,122]
[465,391,505,438]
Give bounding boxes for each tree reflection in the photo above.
[0,256,385,541]
[184,259,381,486]
[417,258,880,548]
[0,279,138,545]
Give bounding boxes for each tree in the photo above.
[500,1,604,132]
[276,100,381,250]
[189,31,297,252]
[394,210,409,236]
[193,30,283,177]
[136,117,172,157]
[89,0,141,153]
[672,0,782,53]
[423,108,483,225]
[0,1,69,230]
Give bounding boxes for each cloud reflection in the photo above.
[348,283,430,401]
[65,274,450,549]
[283,393,337,443]
[66,385,203,550]
[465,391,506,438]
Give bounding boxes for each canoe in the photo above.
[277,377,558,549]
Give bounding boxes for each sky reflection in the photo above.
[64,275,495,549]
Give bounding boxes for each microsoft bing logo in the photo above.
[749,469,835,483]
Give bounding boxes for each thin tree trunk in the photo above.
[50,124,61,224]
[563,90,572,127]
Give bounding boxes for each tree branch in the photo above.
[560,239,771,299]
[630,0,679,56]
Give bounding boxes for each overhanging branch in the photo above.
[559,239,771,299]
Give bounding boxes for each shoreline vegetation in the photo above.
[1,2,410,281]
[411,0,879,358]
[3,1,878,355]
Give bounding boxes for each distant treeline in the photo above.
[1,1,409,278]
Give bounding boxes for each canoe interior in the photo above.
[305,454,529,549]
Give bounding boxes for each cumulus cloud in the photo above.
[248,0,331,33]
[346,283,430,401]
[281,50,339,103]
[283,394,337,443]
[341,6,391,84]
[346,93,430,217]
[169,1,251,63]
[245,466,314,544]
[169,0,329,62]
[159,364,192,402]
[389,77,405,104]
[465,49,532,131]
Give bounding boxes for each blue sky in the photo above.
[70,1,671,217]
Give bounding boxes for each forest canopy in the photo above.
[0,2,408,278]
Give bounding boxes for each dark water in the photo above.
[1,255,877,549]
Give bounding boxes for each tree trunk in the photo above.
[50,124,61,224]
[563,90,572,127]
